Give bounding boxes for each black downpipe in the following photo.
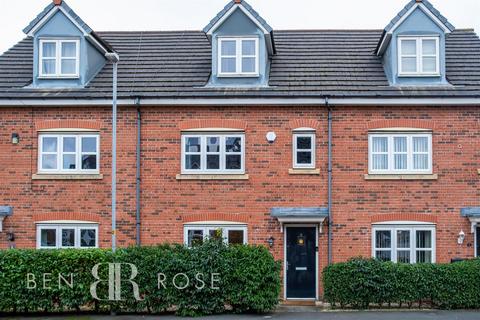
[135,98,141,246]
[327,97,333,265]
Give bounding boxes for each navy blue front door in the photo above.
[286,227,316,299]
[476,227,479,257]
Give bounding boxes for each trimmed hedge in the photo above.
[323,258,480,309]
[0,241,281,316]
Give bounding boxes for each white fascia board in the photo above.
[206,4,269,36]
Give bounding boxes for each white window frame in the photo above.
[39,39,80,78]
[293,132,316,169]
[38,133,100,174]
[372,225,436,263]
[398,36,440,77]
[181,133,245,174]
[217,37,259,77]
[36,223,99,249]
[184,224,248,247]
[368,133,432,174]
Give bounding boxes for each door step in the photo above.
[281,300,316,306]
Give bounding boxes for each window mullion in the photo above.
[56,40,61,77]
[392,228,397,262]
[237,39,242,73]
[417,38,422,74]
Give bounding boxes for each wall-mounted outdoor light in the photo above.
[267,236,275,248]
[266,132,276,143]
[11,133,19,145]
[457,230,465,244]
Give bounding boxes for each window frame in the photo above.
[184,224,248,247]
[36,223,99,249]
[38,133,100,174]
[181,133,245,174]
[217,37,259,77]
[372,225,436,263]
[39,39,80,78]
[368,133,432,174]
[292,132,316,169]
[398,36,440,77]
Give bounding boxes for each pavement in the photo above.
[4,310,480,320]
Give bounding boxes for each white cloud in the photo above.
[1,0,479,54]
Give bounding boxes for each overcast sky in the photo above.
[1,0,479,54]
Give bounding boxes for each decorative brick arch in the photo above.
[288,119,321,131]
[35,120,101,131]
[178,119,247,131]
[182,213,249,224]
[366,119,436,131]
[371,213,437,224]
[33,212,101,223]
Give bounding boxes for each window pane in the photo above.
[63,137,76,152]
[416,231,432,249]
[80,229,96,247]
[413,154,428,170]
[297,152,312,164]
[375,251,391,261]
[228,230,244,245]
[82,155,97,170]
[207,154,220,169]
[221,58,236,73]
[372,154,388,170]
[413,137,428,152]
[61,229,75,247]
[394,137,407,170]
[242,40,256,55]
[41,229,56,247]
[401,40,417,55]
[394,154,407,170]
[185,155,201,170]
[63,154,76,170]
[397,230,410,248]
[209,228,223,241]
[226,137,242,153]
[416,250,432,263]
[185,137,201,153]
[372,137,388,152]
[397,251,411,263]
[61,59,76,74]
[42,59,56,75]
[188,230,204,247]
[61,42,76,58]
[207,137,219,152]
[82,137,97,153]
[401,57,417,73]
[42,154,57,170]
[241,57,255,73]
[375,230,391,248]
[226,155,241,170]
[422,39,436,55]
[221,40,236,55]
[42,42,56,57]
[42,137,58,152]
[422,57,437,73]
[297,136,312,150]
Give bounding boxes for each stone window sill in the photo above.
[32,174,103,180]
[176,174,249,180]
[477,169,480,175]
[364,174,438,180]
[289,168,320,175]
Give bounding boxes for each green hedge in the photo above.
[0,241,281,316]
[323,258,480,309]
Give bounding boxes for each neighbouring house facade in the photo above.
[0,0,479,301]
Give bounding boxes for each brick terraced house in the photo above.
[0,0,479,301]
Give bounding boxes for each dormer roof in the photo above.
[203,0,275,55]
[376,0,455,56]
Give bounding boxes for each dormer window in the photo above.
[39,39,80,78]
[398,36,439,77]
[218,37,259,77]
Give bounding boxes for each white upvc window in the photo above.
[398,36,440,76]
[181,133,245,174]
[184,224,247,247]
[37,223,98,249]
[368,133,432,174]
[372,225,435,263]
[39,39,80,78]
[218,37,259,77]
[293,132,316,168]
[38,133,100,174]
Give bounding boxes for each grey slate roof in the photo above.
[384,0,455,33]
[23,1,93,35]
[203,0,273,34]
[1,29,480,100]
[461,208,480,217]
[271,207,328,218]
